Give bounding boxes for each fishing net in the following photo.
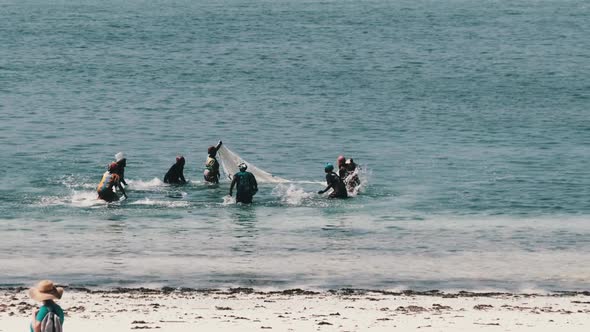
[217,145,290,183]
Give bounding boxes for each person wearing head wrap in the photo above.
[28,280,65,332]
[204,141,222,183]
[344,158,360,190]
[337,155,348,179]
[229,162,258,204]
[113,152,128,186]
[97,162,127,202]
[164,155,187,184]
[318,163,348,198]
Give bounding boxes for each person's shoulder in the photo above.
[38,304,49,314]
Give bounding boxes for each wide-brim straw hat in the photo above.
[28,280,64,302]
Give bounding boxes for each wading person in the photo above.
[204,141,223,183]
[97,162,127,202]
[113,152,128,186]
[229,162,258,204]
[164,155,187,184]
[318,163,348,199]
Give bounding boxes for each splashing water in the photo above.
[272,183,315,206]
[222,195,236,205]
[129,198,190,208]
[344,165,370,197]
[127,178,165,191]
[40,190,105,208]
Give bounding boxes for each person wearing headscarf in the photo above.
[229,162,258,204]
[164,155,187,184]
[318,163,348,198]
[97,162,127,202]
[113,152,128,186]
[204,141,222,183]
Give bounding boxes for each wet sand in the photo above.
[1,288,589,331]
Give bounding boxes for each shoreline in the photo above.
[2,287,589,331]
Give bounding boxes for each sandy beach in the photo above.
[1,288,589,331]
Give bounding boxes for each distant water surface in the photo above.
[0,0,588,291]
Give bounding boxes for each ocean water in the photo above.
[0,0,589,292]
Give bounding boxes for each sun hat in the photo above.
[28,280,64,302]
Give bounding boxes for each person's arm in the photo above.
[251,174,258,194]
[318,175,334,194]
[180,171,186,184]
[229,176,237,196]
[31,307,44,332]
[215,140,222,152]
[318,183,333,194]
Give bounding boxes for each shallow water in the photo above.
[0,0,589,291]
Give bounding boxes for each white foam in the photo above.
[39,190,106,207]
[129,198,189,208]
[272,183,315,206]
[222,195,236,205]
[345,165,370,197]
[127,178,164,190]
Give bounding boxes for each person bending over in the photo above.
[164,155,187,184]
[97,162,127,202]
[318,163,348,199]
[229,162,258,204]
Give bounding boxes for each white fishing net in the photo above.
[217,145,290,183]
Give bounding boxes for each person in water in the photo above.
[113,152,128,186]
[164,155,187,184]
[204,141,222,183]
[229,162,258,204]
[343,158,361,191]
[337,155,348,179]
[97,162,127,202]
[29,280,65,332]
[318,163,348,198]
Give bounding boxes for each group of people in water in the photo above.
[96,141,360,204]
[318,155,360,199]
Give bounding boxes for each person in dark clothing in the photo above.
[204,141,222,183]
[113,152,128,186]
[337,155,348,179]
[344,158,360,190]
[318,163,348,198]
[229,163,258,204]
[164,155,187,184]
